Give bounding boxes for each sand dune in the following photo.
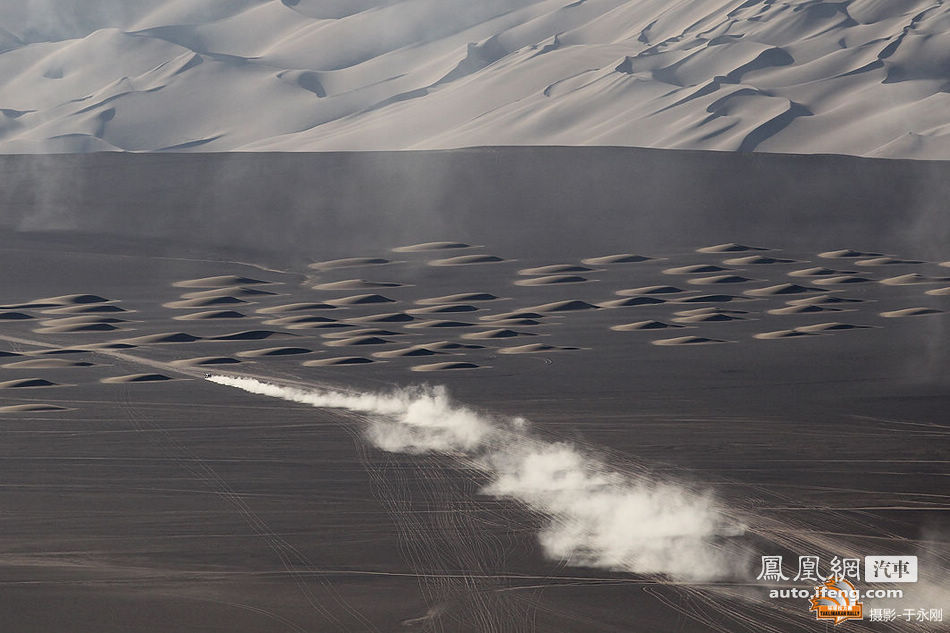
[415,293,499,305]
[419,341,484,351]
[114,332,201,344]
[236,347,313,358]
[34,323,120,333]
[744,283,824,297]
[324,336,392,347]
[312,279,403,290]
[322,328,401,339]
[100,374,174,383]
[675,294,746,304]
[174,310,246,320]
[518,264,595,276]
[673,307,749,317]
[598,297,667,308]
[652,336,729,346]
[926,287,950,296]
[171,356,242,367]
[411,361,480,372]
[0,351,21,358]
[0,378,60,388]
[880,307,945,318]
[427,255,505,266]
[0,403,70,412]
[795,322,872,333]
[856,257,925,266]
[663,265,732,275]
[327,294,396,306]
[262,315,337,326]
[497,343,578,354]
[461,329,533,340]
[3,358,94,369]
[407,304,479,315]
[721,255,796,265]
[767,304,843,315]
[2,295,109,309]
[484,318,541,327]
[209,330,292,341]
[673,314,744,324]
[812,275,874,285]
[688,275,753,285]
[514,275,588,286]
[787,267,851,278]
[373,346,445,359]
[819,249,883,259]
[405,319,476,329]
[4,1,950,159]
[41,304,127,314]
[180,287,277,298]
[615,286,683,296]
[786,295,863,306]
[173,275,271,288]
[302,356,374,366]
[479,311,544,322]
[392,242,473,253]
[256,302,337,314]
[308,257,390,270]
[0,312,33,320]
[754,330,817,340]
[163,296,249,309]
[879,274,948,286]
[523,300,598,313]
[347,312,414,324]
[581,254,652,265]
[38,316,127,327]
[610,321,684,332]
[696,243,768,254]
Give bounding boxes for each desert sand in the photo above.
[0,147,947,632]
[2,1,950,158]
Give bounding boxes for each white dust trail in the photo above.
[209,375,745,581]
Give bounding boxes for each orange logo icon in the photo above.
[809,577,863,625]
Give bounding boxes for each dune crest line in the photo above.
[208,375,744,580]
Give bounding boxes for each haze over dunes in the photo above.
[2,0,950,157]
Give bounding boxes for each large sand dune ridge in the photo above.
[2,0,950,157]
